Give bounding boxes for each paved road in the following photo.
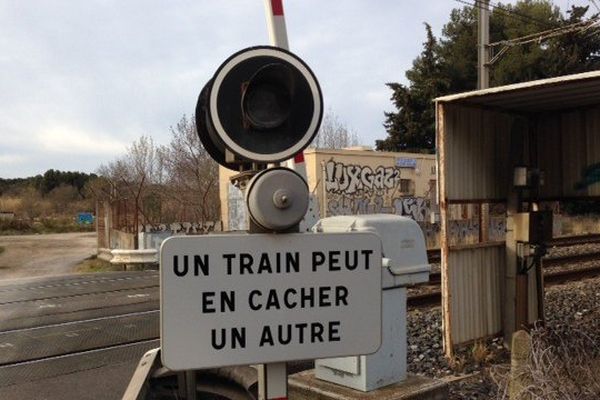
[0,232,97,280]
[0,234,313,399]
[0,271,160,400]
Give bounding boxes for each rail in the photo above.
[411,252,600,307]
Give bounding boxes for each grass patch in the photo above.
[76,255,123,273]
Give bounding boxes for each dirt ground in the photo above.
[0,232,97,280]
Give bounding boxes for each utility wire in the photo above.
[489,17,600,48]
[487,17,600,64]
[454,0,600,65]
[481,0,555,29]
[454,0,553,29]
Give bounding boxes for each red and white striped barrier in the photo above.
[263,0,289,49]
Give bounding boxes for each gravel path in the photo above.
[0,232,96,281]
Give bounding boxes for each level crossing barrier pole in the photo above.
[257,1,292,399]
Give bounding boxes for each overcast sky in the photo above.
[0,0,589,178]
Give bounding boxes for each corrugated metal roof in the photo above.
[435,70,600,113]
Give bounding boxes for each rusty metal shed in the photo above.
[435,70,600,355]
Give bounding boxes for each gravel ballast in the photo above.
[406,275,600,399]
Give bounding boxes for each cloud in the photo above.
[0,154,27,165]
[35,126,128,155]
[0,0,586,178]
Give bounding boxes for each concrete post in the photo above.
[509,330,531,400]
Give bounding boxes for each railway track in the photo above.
[411,244,600,307]
[425,234,600,264]
[546,233,600,247]
[426,250,600,284]
[408,263,600,307]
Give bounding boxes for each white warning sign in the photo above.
[160,232,382,370]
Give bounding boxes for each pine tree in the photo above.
[377,1,600,152]
[376,24,446,152]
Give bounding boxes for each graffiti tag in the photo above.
[325,161,401,195]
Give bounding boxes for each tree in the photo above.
[543,6,600,77]
[19,186,46,220]
[96,115,221,235]
[487,1,563,85]
[377,1,600,152]
[376,24,446,152]
[310,110,360,149]
[47,184,79,215]
[40,169,96,198]
[98,135,165,240]
[159,115,219,223]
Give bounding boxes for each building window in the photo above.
[431,165,436,175]
[400,179,414,195]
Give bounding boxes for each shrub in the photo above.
[38,217,94,233]
[0,219,37,234]
[492,325,600,400]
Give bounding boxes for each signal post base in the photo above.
[258,362,288,400]
[288,370,448,400]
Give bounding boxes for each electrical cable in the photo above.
[453,0,600,64]
[454,0,553,29]
[481,0,556,29]
[489,17,600,48]
[455,0,600,48]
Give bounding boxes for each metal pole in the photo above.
[263,0,289,49]
[259,5,292,395]
[185,370,197,400]
[257,363,288,400]
[264,0,304,174]
[321,161,327,218]
[477,0,490,89]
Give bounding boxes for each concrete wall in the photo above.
[219,148,438,236]
[137,221,224,251]
[0,212,15,220]
[303,148,437,220]
[109,229,135,250]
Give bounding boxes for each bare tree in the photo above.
[310,109,360,149]
[95,116,220,242]
[98,135,164,242]
[159,115,219,223]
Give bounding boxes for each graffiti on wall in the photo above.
[326,196,432,222]
[488,217,506,242]
[321,160,504,247]
[323,159,432,223]
[228,184,248,231]
[141,221,222,234]
[395,197,430,221]
[419,222,440,248]
[448,219,479,245]
[325,161,401,195]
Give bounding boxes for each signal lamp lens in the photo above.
[242,63,294,130]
